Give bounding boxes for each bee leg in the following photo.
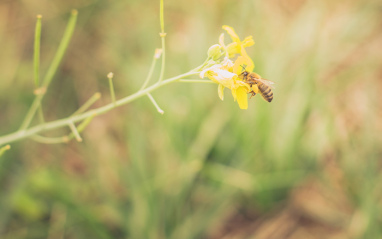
[247,84,254,99]
[249,91,256,99]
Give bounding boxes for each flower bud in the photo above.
[207,44,223,60]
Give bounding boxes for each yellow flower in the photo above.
[221,25,255,72]
[201,26,257,109]
[200,57,251,109]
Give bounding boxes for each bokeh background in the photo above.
[1,0,381,238]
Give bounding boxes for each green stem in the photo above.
[108,74,116,106]
[147,93,164,114]
[140,52,159,90]
[34,15,42,87]
[37,105,45,123]
[19,10,78,131]
[0,145,11,157]
[158,36,166,83]
[178,79,215,84]
[71,92,101,116]
[160,0,164,33]
[19,94,45,131]
[42,10,78,88]
[0,71,198,146]
[69,122,82,142]
[157,0,166,83]
[31,113,96,144]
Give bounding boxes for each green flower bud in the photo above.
[207,44,223,60]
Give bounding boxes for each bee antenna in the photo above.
[240,64,247,72]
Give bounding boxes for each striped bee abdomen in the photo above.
[258,83,273,102]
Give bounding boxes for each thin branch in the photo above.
[0,71,199,146]
[71,92,101,116]
[34,15,42,87]
[158,35,166,83]
[157,0,166,83]
[76,113,96,133]
[140,49,161,91]
[0,145,11,157]
[38,106,45,123]
[19,10,78,131]
[160,0,164,33]
[107,72,116,106]
[68,122,82,142]
[31,114,96,144]
[41,10,78,88]
[147,93,164,114]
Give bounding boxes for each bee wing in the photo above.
[257,78,275,89]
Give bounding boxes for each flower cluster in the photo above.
[200,25,257,109]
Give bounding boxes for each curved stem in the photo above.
[140,53,158,91]
[0,71,199,146]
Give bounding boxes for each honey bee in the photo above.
[239,71,275,102]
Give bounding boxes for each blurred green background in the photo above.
[1,0,381,238]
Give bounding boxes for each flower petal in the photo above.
[219,33,225,48]
[218,84,225,100]
[199,68,209,78]
[212,69,237,88]
[226,42,241,58]
[233,56,249,75]
[221,57,234,71]
[222,25,241,43]
[242,36,255,48]
[239,48,254,72]
[199,64,222,78]
[202,68,237,89]
[236,86,248,109]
